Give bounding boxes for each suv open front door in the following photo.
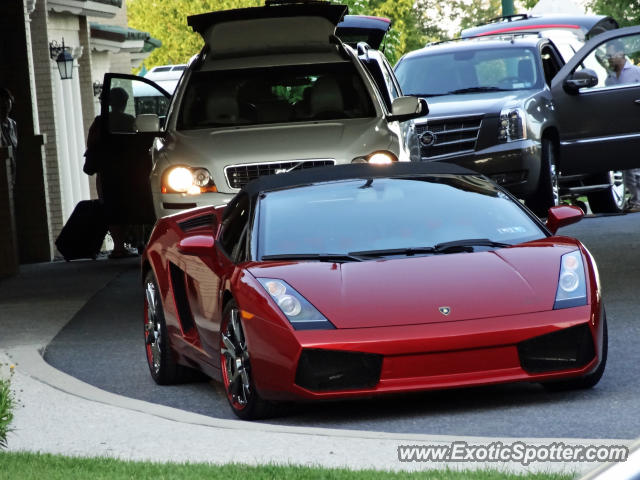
[99,73,171,225]
[551,25,640,176]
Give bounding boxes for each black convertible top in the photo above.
[240,162,478,198]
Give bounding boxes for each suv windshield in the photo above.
[396,47,543,96]
[178,62,375,129]
[257,176,544,258]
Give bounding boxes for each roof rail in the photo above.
[425,32,541,48]
[484,13,530,25]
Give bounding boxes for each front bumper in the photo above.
[423,139,542,197]
[153,191,235,219]
[243,304,603,402]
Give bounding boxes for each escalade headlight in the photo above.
[498,107,527,142]
[162,166,217,195]
[351,150,398,165]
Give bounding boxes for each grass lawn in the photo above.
[0,452,577,480]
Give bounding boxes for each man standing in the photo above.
[0,87,18,188]
[604,39,640,212]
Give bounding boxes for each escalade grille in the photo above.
[225,159,335,189]
[416,116,482,159]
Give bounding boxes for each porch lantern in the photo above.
[49,38,74,80]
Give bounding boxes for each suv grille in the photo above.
[416,116,482,159]
[225,160,335,189]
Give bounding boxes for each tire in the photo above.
[143,270,201,384]
[220,300,279,420]
[543,315,607,392]
[526,138,559,218]
[587,171,626,214]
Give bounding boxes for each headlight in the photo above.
[554,250,587,309]
[162,166,217,194]
[257,278,335,330]
[351,150,398,165]
[498,107,527,142]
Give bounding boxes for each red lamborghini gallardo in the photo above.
[142,162,606,419]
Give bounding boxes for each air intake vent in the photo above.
[178,214,215,232]
[518,323,595,373]
[169,263,195,333]
[295,349,382,391]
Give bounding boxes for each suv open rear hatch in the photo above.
[188,3,348,57]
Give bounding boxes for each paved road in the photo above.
[44,213,640,439]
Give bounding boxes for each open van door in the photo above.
[98,73,171,225]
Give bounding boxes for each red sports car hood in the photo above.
[247,241,581,329]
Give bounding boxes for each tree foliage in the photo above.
[127,0,637,74]
[590,0,640,27]
[127,0,261,70]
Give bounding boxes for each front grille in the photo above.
[295,349,382,391]
[518,323,595,373]
[225,159,335,189]
[416,116,482,159]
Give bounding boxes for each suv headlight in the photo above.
[162,166,217,194]
[498,107,527,142]
[351,150,398,165]
[554,250,587,309]
[257,278,335,330]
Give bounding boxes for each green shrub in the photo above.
[0,364,15,448]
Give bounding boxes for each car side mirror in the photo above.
[178,234,215,256]
[136,113,160,132]
[563,69,598,95]
[387,96,428,122]
[546,205,584,234]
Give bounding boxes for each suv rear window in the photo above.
[178,62,375,129]
[396,47,543,96]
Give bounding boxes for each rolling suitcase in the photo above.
[55,200,108,260]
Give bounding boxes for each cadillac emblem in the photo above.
[439,306,451,316]
[420,130,437,147]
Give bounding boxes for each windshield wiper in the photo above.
[433,238,512,253]
[349,247,436,258]
[260,253,364,263]
[447,87,508,94]
[350,239,511,258]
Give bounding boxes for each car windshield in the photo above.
[257,176,545,259]
[395,47,543,96]
[178,62,375,129]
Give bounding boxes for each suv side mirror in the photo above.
[546,205,584,234]
[387,96,428,122]
[563,69,598,95]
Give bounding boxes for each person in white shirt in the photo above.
[604,39,640,211]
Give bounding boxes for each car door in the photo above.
[99,73,171,224]
[551,26,640,175]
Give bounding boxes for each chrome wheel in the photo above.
[587,170,626,213]
[144,280,162,376]
[548,143,560,208]
[610,171,625,210]
[221,307,251,410]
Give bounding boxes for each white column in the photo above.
[71,62,90,200]
[62,75,82,212]
[54,72,75,222]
